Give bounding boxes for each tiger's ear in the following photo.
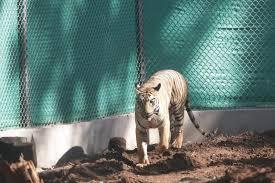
[153,83,161,91]
[135,83,141,94]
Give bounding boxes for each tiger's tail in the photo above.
[185,99,208,136]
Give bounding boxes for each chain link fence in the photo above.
[0,0,21,130]
[142,0,275,108]
[1,0,138,129]
[0,0,274,130]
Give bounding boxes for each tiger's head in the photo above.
[135,83,161,120]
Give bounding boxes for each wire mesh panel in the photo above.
[0,0,21,129]
[142,0,275,108]
[26,0,137,126]
[0,0,275,130]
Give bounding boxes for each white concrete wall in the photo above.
[0,114,136,167]
[0,109,275,168]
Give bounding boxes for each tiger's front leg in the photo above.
[157,118,170,152]
[136,128,150,166]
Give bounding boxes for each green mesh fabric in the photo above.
[27,1,137,125]
[143,0,275,108]
[0,0,274,130]
[0,0,21,129]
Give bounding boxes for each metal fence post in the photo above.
[17,0,31,127]
[135,0,146,85]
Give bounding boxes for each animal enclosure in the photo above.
[0,0,275,182]
[0,0,274,130]
[0,0,275,129]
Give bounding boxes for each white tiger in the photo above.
[135,69,207,165]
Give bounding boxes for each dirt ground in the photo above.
[40,131,275,183]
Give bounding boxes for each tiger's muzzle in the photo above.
[143,107,159,120]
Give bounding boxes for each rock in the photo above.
[108,137,126,154]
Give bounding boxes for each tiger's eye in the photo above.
[150,98,155,105]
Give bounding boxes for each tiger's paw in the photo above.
[171,140,183,149]
[171,137,183,149]
[136,163,149,168]
[136,158,150,167]
[155,144,169,152]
